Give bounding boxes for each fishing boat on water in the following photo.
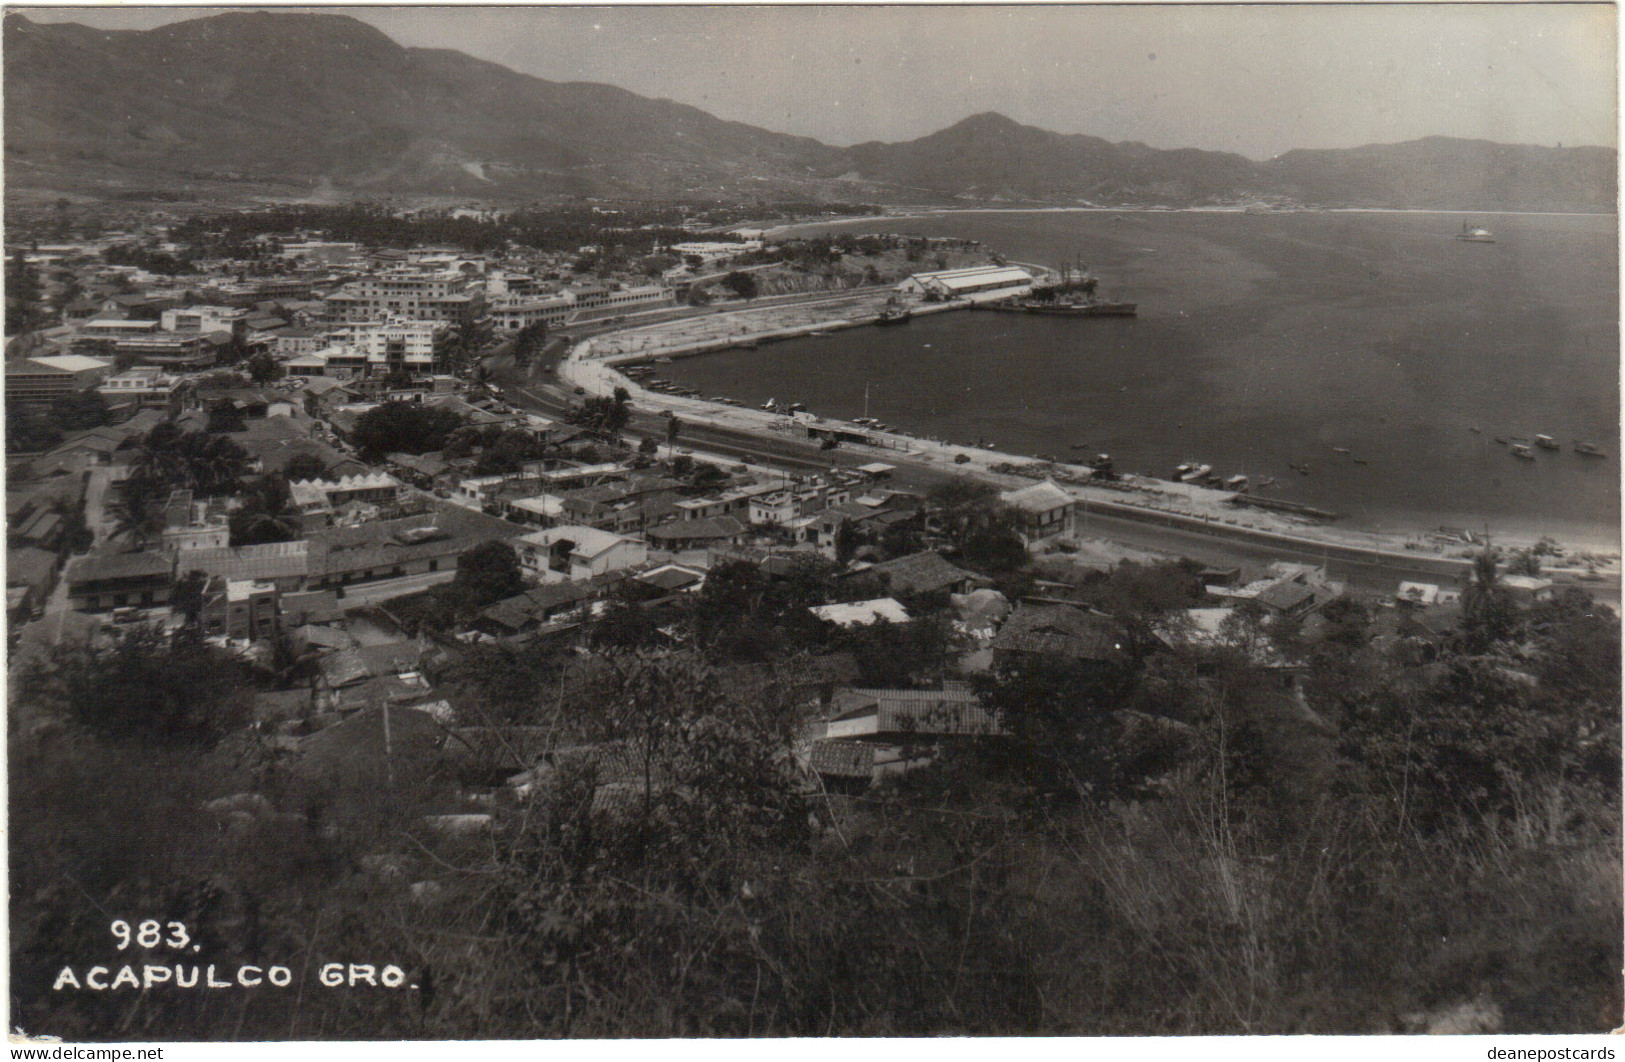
[1534,434,1560,451]
[1511,443,1536,460]
[1574,441,1608,457]
[875,296,912,325]
[1455,222,1496,243]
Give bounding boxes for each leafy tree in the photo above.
[246,351,285,384]
[49,390,111,432]
[283,452,329,483]
[5,405,63,453]
[723,270,759,299]
[510,321,548,369]
[840,614,952,688]
[18,625,254,747]
[229,474,300,547]
[133,427,250,496]
[352,401,465,458]
[450,540,526,611]
[973,652,1153,803]
[957,508,1028,573]
[567,393,631,437]
[475,429,543,475]
[665,412,682,456]
[1462,549,1517,649]
[170,570,209,628]
[205,398,248,434]
[5,251,46,335]
[834,518,863,565]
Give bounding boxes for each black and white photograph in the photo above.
[3,1,1620,1045]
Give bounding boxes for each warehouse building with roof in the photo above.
[896,265,1035,302]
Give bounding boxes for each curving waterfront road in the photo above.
[491,322,1620,606]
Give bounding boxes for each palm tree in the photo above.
[1462,549,1515,646]
[107,490,165,548]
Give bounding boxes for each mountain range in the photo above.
[5,11,1615,211]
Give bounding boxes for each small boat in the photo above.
[788,402,807,413]
[761,397,777,411]
[1179,464,1213,483]
[1352,458,1369,466]
[655,356,673,363]
[1492,437,1508,445]
[1455,223,1496,243]
[1469,426,1482,433]
[1224,474,1249,491]
[1255,476,1277,488]
[1534,434,1560,450]
[1289,462,1311,475]
[876,299,913,325]
[1332,447,1350,455]
[1511,444,1535,460]
[1573,441,1608,457]
[1088,453,1114,471]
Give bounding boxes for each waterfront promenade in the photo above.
[558,296,1621,592]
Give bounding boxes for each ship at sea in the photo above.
[1455,222,1496,243]
[1017,299,1138,317]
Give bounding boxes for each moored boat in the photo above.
[1534,434,1560,450]
[1574,441,1608,457]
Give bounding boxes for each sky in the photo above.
[16,3,1618,159]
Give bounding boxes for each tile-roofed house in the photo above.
[1255,579,1318,616]
[990,602,1129,665]
[308,509,526,588]
[807,740,939,789]
[475,569,634,637]
[317,640,426,692]
[293,705,447,786]
[636,564,705,594]
[386,451,451,481]
[7,547,60,611]
[177,541,311,588]
[64,549,175,611]
[855,550,984,597]
[821,685,1002,741]
[441,726,558,778]
[645,515,748,551]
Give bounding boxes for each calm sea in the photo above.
[664,210,1619,547]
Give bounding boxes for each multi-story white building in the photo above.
[516,525,648,585]
[161,305,248,334]
[490,294,575,332]
[323,269,485,326]
[97,366,188,408]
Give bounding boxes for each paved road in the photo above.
[85,465,111,546]
[335,570,458,608]
[491,344,1621,605]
